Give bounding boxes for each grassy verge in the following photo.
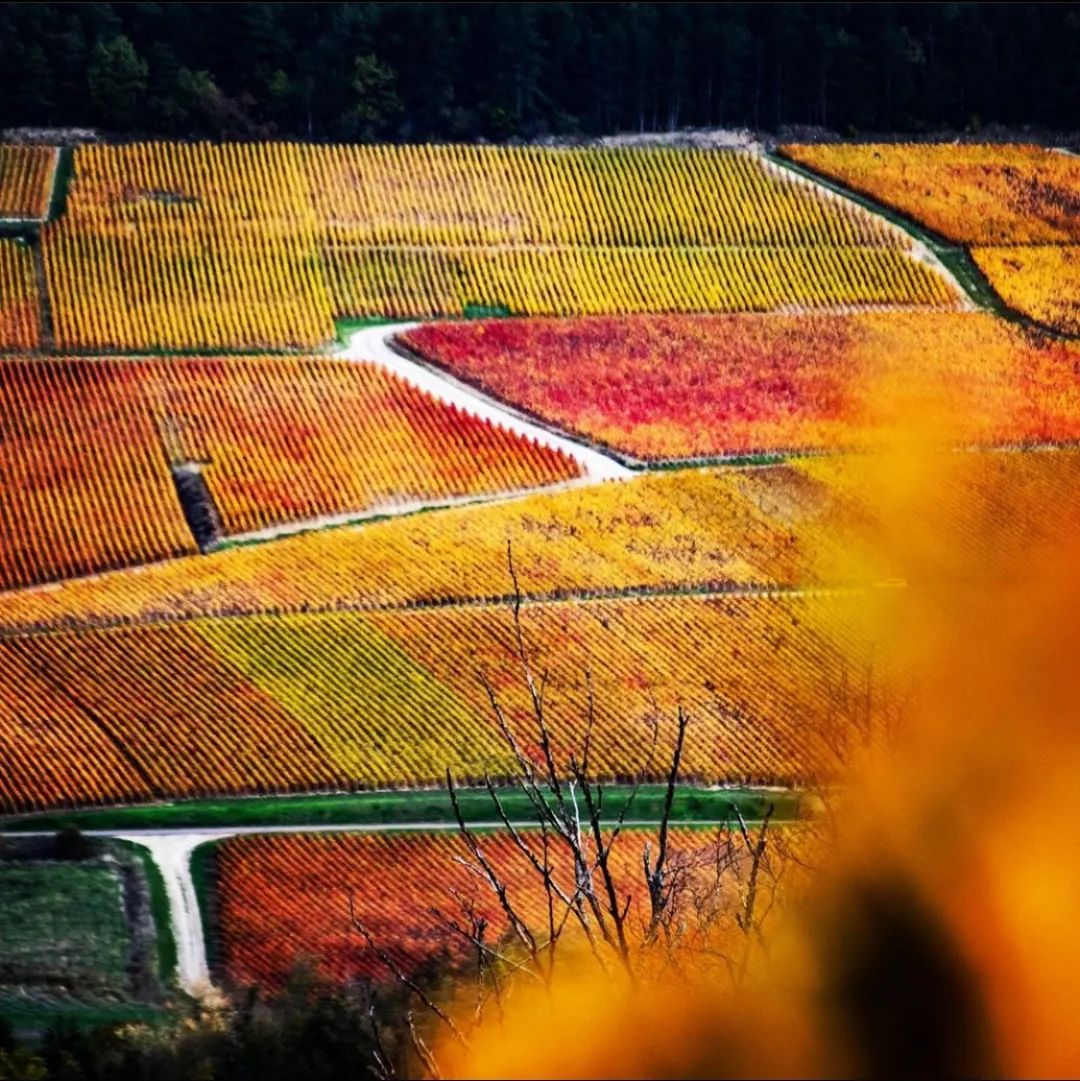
[0,785,801,833]
[334,315,403,346]
[46,147,74,223]
[0,997,169,1033]
[112,841,178,987]
[190,842,219,974]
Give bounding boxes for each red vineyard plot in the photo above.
[215,829,767,990]
[402,311,1080,462]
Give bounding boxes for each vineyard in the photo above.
[972,246,1080,336]
[0,132,1078,1023]
[403,311,1080,460]
[12,141,963,351]
[0,146,56,220]
[3,447,1080,812]
[0,860,130,989]
[781,143,1080,245]
[0,591,870,812]
[784,142,1080,336]
[0,355,577,590]
[0,239,39,349]
[0,463,839,630]
[5,449,1080,635]
[213,828,748,988]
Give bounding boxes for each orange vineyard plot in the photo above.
[3,622,339,804]
[0,239,40,349]
[215,829,741,989]
[0,146,56,220]
[403,312,1080,460]
[0,359,196,591]
[365,592,863,786]
[0,640,153,812]
[782,143,1080,246]
[0,356,577,590]
[973,246,1080,335]
[0,592,866,811]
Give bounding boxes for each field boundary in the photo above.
[0,784,803,833]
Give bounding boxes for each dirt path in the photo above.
[339,322,635,480]
[114,833,210,995]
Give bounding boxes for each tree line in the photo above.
[1,2,1078,142]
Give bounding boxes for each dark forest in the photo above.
[1,2,1078,141]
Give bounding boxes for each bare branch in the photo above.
[348,893,469,1049]
[406,1012,442,1080]
[447,770,541,964]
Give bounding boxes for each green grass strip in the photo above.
[189,841,218,974]
[0,785,801,833]
[333,314,402,346]
[46,147,74,224]
[0,997,169,1032]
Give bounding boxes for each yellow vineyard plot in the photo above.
[0,239,40,349]
[0,145,56,220]
[0,467,807,631]
[38,142,960,349]
[194,612,509,783]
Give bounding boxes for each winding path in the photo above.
[339,322,635,481]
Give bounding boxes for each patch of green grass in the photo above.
[462,302,513,319]
[0,995,169,1032]
[190,842,218,974]
[0,863,130,991]
[46,147,74,223]
[334,315,403,346]
[0,785,801,833]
